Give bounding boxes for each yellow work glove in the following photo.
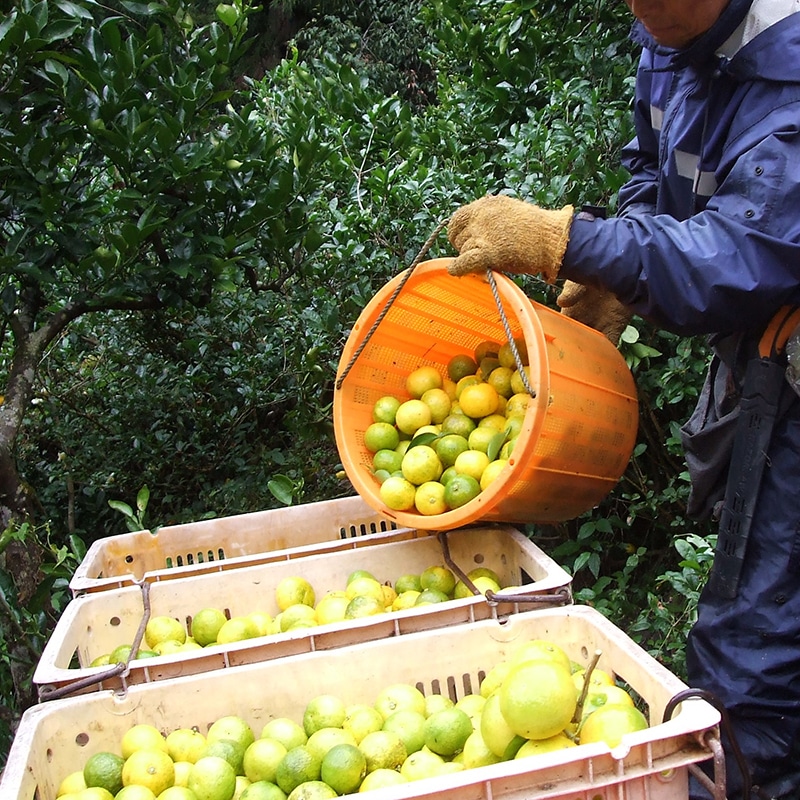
[556,280,633,347]
[447,195,574,282]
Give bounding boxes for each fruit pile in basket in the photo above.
[365,338,533,515]
[57,636,648,800]
[89,565,506,666]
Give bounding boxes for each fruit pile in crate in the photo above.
[35,525,571,696]
[3,607,721,800]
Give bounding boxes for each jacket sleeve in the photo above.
[562,116,800,337]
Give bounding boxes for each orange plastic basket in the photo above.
[334,258,638,529]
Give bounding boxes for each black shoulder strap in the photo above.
[708,306,800,599]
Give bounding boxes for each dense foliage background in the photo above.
[0,0,716,764]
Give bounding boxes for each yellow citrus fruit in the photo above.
[414,588,449,605]
[447,353,478,383]
[122,725,169,760]
[401,445,442,485]
[455,693,486,730]
[381,583,397,608]
[363,422,400,454]
[279,603,317,632]
[77,789,115,800]
[420,388,452,424]
[344,576,384,603]
[414,481,447,515]
[480,660,513,699]
[144,616,186,650]
[406,366,443,398]
[424,693,454,717]
[510,366,534,396]
[358,730,407,773]
[83,752,125,796]
[434,434,469,468]
[374,683,427,720]
[503,413,525,438]
[466,426,498,454]
[216,616,260,644]
[187,755,237,800]
[458,383,499,419]
[260,718,307,751]
[499,660,577,740]
[382,709,427,756]
[275,745,321,795]
[314,592,350,625]
[190,608,228,647]
[394,574,422,594]
[342,704,385,744]
[498,337,528,369]
[372,395,401,424]
[477,412,508,431]
[398,747,445,781]
[303,694,347,737]
[461,729,503,769]
[515,732,577,758]
[473,576,501,596]
[58,770,88,796]
[122,749,175,796]
[578,703,648,748]
[391,590,421,610]
[505,392,533,416]
[420,565,456,596]
[423,707,472,757]
[344,594,384,619]
[114,786,156,800]
[486,366,514,398]
[172,761,193,787]
[241,738,286,784]
[239,780,288,799]
[470,566,501,584]
[246,611,274,638]
[379,475,416,511]
[109,644,135,665]
[202,739,246,775]
[275,577,315,611]
[166,729,207,764]
[443,473,481,510]
[306,727,357,764]
[453,450,490,481]
[394,399,431,435]
[510,639,572,672]
[454,374,481,401]
[479,693,526,759]
[319,742,366,795]
[358,767,408,792]
[158,787,197,800]
[474,340,501,363]
[440,412,476,439]
[208,716,256,754]
[89,653,112,667]
[581,685,636,720]
[573,667,616,691]
[152,639,185,656]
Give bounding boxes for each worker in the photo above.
[446,1,800,798]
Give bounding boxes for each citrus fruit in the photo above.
[479,458,508,491]
[454,374,481,400]
[578,703,648,748]
[505,392,532,416]
[89,653,112,667]
[420,387,452,424]
[344,576,384,603]
[414,481,447,515]
[406,366,443,398]
[358,730,407,773]
[260,718,307,751]
[374,683,427,720]
[420,565,456,596]
[398,747,445,782]
[144,616,186,650]
[242,738,287,784]
[423,707,472,757]
[190,608,228,647]
[84,752,125,796]
[498,337,528,368]
[285,781,336,800]
[479,660,513,698]
[499,659,577,740]
[472,576,501,595]
[372,395,401,424]
[247,611,274,638]
[510,639,572,672]
[381,709,427,755]
[172,761,193,787]
[514,732,576,758]
[466,426,497,454]
[379,475,416,511]
[319,742,366,795]
[460,729,503,769]
[394,574,422,594]
[474,340,501,363]
[275,746,321,795]
[345,594,384,618]
[424,693,454,716]
[414,588,449,605]
[303,695,347,737]
[239,781,286,800]
[381,583,397,607]
[158,787,198,800]
[455,693,486,729]
[152,639,186,656]
[443,473,481,509]
[582,685,636,719]
[346,568,377,584]
[342,704,385,744]
[58,770,88,796]
[122,725,170,759]
[114,786,157,800]
[433,434,469,468]
[166,729,208,764]
[202,739,246,775]
[275,577,315,611]
[394,399,431,435]
[109,644,135,665]
[358,767,408,791]
[573,667,616,691]
[479,693,526,759]
[306,727,357,764]
[187,755,237,800]
[314,593,350,625]
[208,716,256,753]
[279,604,317,632]
[401,445,442,485]
[372,448,403,474]
[469,566,502,584]
[447,353,478,383]
[486,366,514,398]
[453,450,490,481]
[510,366,534,396]
[363,422,400,454]
[440,413,476,439]
[78,789,115,800]
[122,749,175,796]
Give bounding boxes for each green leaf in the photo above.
[486,430,508,462]
[268,475,295,506]
[407,432,439,449]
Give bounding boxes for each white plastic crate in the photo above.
[36,525,572,696]
[70,495,397,595]
[6,606,721,800]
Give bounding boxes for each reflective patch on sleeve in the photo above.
[650,104,663,131]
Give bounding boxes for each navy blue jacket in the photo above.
[562,3,800,338]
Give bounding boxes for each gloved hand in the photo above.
[556,280,633,346]
[447,195,574,282]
